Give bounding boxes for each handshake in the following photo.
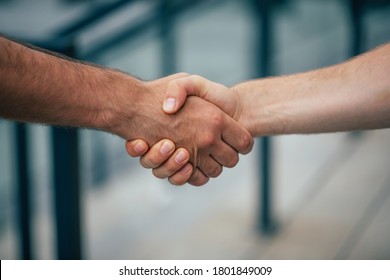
[1,36,388,185]
[0,37,250,187]
[122,42,390,186]
[123,73,255,186]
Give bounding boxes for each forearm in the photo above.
[233,43,390,136]
[0,36,143,136]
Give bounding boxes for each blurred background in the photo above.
[0,0,389,260]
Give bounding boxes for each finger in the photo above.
[125,139,148,157]
[210,142,239,168]
[197,155,223,178]
[221,115,254,154]
[152,148,190,179]
[187,168,209,186]
[139,139,175,169]
[168,163,193,186]
[163,75,235,116]
[163,75,210,114]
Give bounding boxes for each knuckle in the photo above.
[226,153,239,168]
[238,134,254,153]
[197,178,209,186]
[169,176,185,186]
[200,132,216,148]
[208,165,222,178]
[190,74,202,83]
[189,74,207,92]
[139,158,151,169]
[152,168,167,179]
[165,162,182,175]
[210,111,224,126]
[188,171,208,186]
[168,79,179,90]
[148,156,160,168]
[177,72,189,77]
[189,179,204,187]
[140,154,159,169]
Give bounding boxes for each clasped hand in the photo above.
[126,74,253,186]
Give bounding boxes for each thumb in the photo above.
[163,75,217,114]
[163,75,236,118]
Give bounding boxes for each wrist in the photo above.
[231,81,267,137]
[231,77,289,137]
[93,70,146,139]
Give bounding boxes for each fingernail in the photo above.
[133,141,145,154]
[163,97,176,112]
[160,141,174,156]
[180,163,192,174]
[175,150,188,164]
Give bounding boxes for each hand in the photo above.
[162,75,244,122]
[120,74,253,186]
[126,139,195,185]
[126,75,252,186]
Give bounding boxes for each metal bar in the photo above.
[82,7,160,61]
[48,0,202,259]
[15,123,32,259]
[51,45,82,260]
[82,1,203,61]
[54,0,136,38]
[160,0,176,76]
[349,0,364,138]
[10,0,214,261]
[52,127,81,259]
[252,0,276,235]
[349,0,364,57]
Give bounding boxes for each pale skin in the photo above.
[127,43,390,185]
[0,36,254,186]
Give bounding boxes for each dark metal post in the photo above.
[160,0,176,76]
[349,0,364,138]
[252,0,276,234]
[52,128,81,259]
[349,0,364,57]
[15,123,32,259]
[52,45,82,260]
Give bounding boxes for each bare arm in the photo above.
[0,36,253,186]
[0,35,148,136]
[127,43,390,183]
[162,43,390,136]
[233,43,390,136]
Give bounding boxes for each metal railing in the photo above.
[11,0,371,259]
